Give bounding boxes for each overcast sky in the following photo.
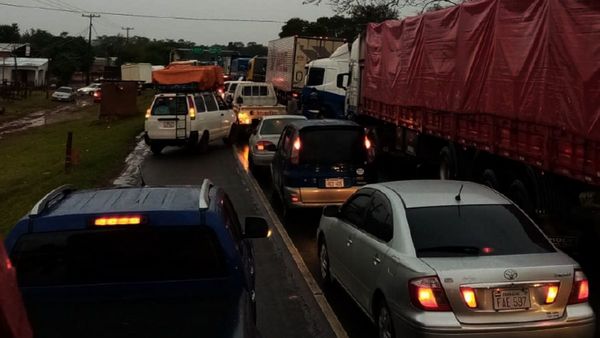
[0,0,337,45]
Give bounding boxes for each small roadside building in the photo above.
[0,57,49,86]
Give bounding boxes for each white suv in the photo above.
[144,92,236,155]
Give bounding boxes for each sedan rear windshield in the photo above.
[260,118,304,135]
[151,96,188,116]
[405,204,555,257]
[300,127,367,165]
[11,227,227,287]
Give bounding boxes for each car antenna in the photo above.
[455,184,464,202]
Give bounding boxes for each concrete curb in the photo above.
[232,145,349,338]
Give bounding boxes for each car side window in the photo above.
[215,95,228,110]
[279,127,293,157]
[242,86,252,96]
[259,86,268,96]
[364,192,393,242]
[222,194,243,247]
[339,194,371,228]
[203,94,218,112]
[194,95,207,113]
[252,85,259,96]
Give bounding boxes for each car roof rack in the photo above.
[199,179,213,209]
[29,184,76,217]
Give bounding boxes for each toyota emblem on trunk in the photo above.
[504,269,518,281]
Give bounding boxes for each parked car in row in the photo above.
[51,87,75,102]
[144,91,235,155]
[77,82,101,95]
[271,119,376,220]
[5,181,269,338]
[248,115,307,173]
[317,180,595,338]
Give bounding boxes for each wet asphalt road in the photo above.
[140,143,336,338]
[234,145,378,338]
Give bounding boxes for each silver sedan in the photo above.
[248,115,306,173]
[317,180,595,338]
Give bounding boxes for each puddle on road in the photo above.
[0,99,93,139]
[236,144,250,172]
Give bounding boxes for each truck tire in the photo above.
[481,169,500,191]
[509,179,534,216]
[439,146,457,180]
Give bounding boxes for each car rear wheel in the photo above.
[319,241,332,286]
[376,299,394,338]
[150,144,164,155]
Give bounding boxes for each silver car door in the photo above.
[351,191,394,310]
[202,93,222,140]
[332,192,372,297]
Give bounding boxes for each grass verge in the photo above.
[0,92,154,234]
[0,90,64,123]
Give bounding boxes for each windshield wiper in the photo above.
[417,246,480,255]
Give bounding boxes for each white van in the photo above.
[144,91,236,155]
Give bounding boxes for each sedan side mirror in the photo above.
[244,216,270,238]
[323,205,340,218]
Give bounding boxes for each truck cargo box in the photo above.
[152,64,224,90]
[361,0,600,184]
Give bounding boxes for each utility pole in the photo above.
[121,27,134,43]
[83,13,100,85]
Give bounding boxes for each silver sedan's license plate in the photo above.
[160,121,175,129]
[325,178,344,188]
[493,289,530,310]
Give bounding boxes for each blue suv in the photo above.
[4,180,268,338]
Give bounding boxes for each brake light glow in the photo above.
[460,287,477,308]
[545,285,559,304]
[364,136,371,150]
[187,96,195,120]
[256,140,274,152]
[365,136,375,163]
[409,276,451,311]
[292,92,299,98]
[189,107,196,120]
[94,216,142,226]
[569,270,589,304]
[291,137,301,165]
[145,108,151,119]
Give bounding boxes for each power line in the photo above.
[0,1,285,23]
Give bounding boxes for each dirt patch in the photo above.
[0,98,94,138]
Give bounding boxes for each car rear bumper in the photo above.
[283,186,358,207]
[393,308,596,338]
[250,151,275,166]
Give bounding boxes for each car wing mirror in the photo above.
[323,205,340,218]
[244,216,270,238]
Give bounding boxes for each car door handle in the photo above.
[373,254,381,266]
[346,238,353,247]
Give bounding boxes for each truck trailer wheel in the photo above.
[509,179,534,216]
[439,146,457,180]
[481,169,500,191]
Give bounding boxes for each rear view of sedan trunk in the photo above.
[405,203,595,332]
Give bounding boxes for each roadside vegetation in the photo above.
[0,92,154,234]
[0,90,64,123]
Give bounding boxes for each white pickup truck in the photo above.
[230,82,287,138]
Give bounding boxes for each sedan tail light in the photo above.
[365,136,375,163]
[256,140,275,152]
[409,276,451,311]
[290,137,301,165]
[568,269,589,304]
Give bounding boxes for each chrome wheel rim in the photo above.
[378,305,392,338]
[319,244,328,281]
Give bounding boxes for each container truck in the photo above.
[301,44,349,119]
[343,0,600,263]
[121,63,152,86]
[265,36,345,111]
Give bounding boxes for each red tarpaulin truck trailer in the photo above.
[346,0,600,252]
